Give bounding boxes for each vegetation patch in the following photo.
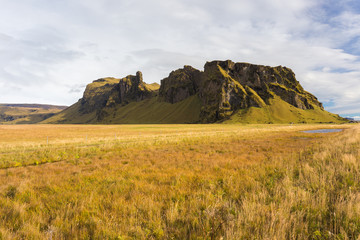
[0,124,357,239]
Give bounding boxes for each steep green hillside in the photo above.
[43,95,201,124]
[42,102,97,124]
[100,95,201,124]
[224,96,345,124]
[44,94,344,125]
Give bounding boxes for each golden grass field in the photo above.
[0,123,359,239]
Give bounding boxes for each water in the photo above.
[302,129,343,133]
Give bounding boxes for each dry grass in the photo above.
[0,123,358,239]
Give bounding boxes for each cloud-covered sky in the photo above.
[0,0,359,117]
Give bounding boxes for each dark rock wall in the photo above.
[80,79,118,114]
[159,66,201,103]
[80,71,155,115]
[159,60,324,122]
[77,60,325,123]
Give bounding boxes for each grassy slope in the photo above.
[86,78,119,89]
[43,95,201,124]
[225,96,345,124]
[44,94,344,124]
[145,82,160,91]
[0,105,66,124]
[41,102,97,124]
[102,95,201,124]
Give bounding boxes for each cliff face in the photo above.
[159,60,324,122]
[159,66,201,104]
[79,71,159,119]
[106,71,154,107]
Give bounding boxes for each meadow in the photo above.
[0,123,358,239]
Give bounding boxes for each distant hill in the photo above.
[0,104,67,124]
[43,60,346,124]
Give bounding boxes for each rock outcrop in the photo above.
[106,71,154,107]
[159,66,201,104]
[46,60,345,124]
[159,60,323,122]
[79,71,159,117]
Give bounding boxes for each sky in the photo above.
[0,0,360,119]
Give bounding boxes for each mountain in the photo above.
[43,60,346,124]
[0,104,67,124]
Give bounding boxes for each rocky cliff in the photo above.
[159,66,202,104]
[43,60,345,124]
[159,60,324,122]
[78,71,159,118]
